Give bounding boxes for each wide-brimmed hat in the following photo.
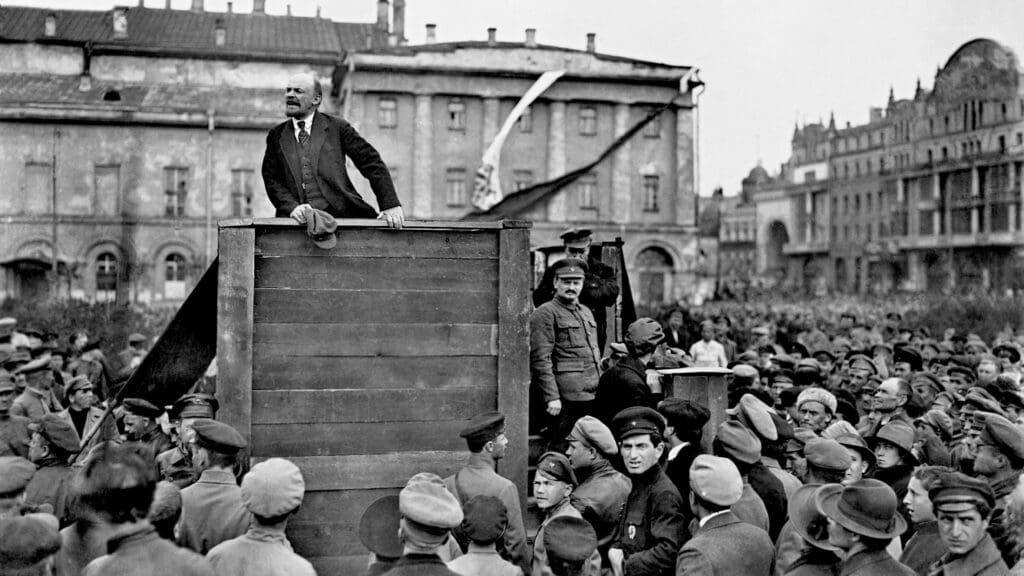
[834,433,876,473]
[815,479,907,539]
[868,420,919,466]
[790,484,840,551]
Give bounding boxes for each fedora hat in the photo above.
[868,420,919,466]
[815,479,907,539]
[790,484,840,552]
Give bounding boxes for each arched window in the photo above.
[636,246,674,306]
[164,253,187,299]
[95,252,117,302]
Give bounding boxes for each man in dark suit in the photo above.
[262,73,405,228]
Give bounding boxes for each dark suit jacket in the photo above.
[262,111,400,218]
[675,510,774,576]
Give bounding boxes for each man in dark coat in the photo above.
[969,410,1024,567]
[900,465,951,575]
[607,407,684,576]
[594,318,665,426]
[24,413,80,527]
[0,377,30,457]
[816,479,914,576]
[262,72,404,228]
[729,393,789,540]
[658,398,709,537]
[387,472,464,576]
[675,455,774,575]
[927,472,1008,576]
[122,398,173,457]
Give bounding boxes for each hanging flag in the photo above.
[471,70,566,211]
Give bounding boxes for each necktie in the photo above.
[297,120,310,148]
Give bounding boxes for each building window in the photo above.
[942,147,948,160]
[95,252,117,302]
[24,162,53,214]
[513,170,534,192]
[378,97,397,128]
[642,175,660,212]
[445,168,466,207]
[927,149,933,163]
[579,106,597,135]
[577,173,597,209]
[164,253,187,300]
[999,135,1007,153]
[519,106,533,133]
[643,109,661,138]
[93,164,119,216]
[231,169,254,217]
[804,170,816,183]
[447,99,466,131]
[163,167,188,217]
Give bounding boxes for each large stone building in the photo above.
[0,1,698,306]
[748,38,1024,295]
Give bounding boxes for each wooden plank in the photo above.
[309,556,374,576]
[253,356,498,390]
[216,228,255,449]
[251,420,467,457]
[222,217,506,230]
[255,256,499,292]
[288,521,365,558]
[252,323,497,357]
[255,228,498,259]
[252,387,496,425]
[262,451,467,491]
[253,289,496,324]
[496,227,532,520]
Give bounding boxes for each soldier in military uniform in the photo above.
[122,397,173,457]
[533,228,620,352]
[158,393,218,488]
[389,472,464,576]
[24,413,81,527]
[968,410,1024,566]
[927,472,1007,576]
[10,356,58,421]
[0,376,30,457]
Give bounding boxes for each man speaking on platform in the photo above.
[262,72,405,229]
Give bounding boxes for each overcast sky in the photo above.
[8,0,1024,197]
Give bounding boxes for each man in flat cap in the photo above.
[122,397,173,457]
[158,393,218,488]
[544,515,599,576]
[532,452,599,576]
[565,416,630,565]
[390,472,464,576]
[444,411,528,574]
[657,398,709,532]
[594,317,665,425]
[56,376,116,452]
[447,495,522,576]
[24,413,80,527]
[207,457,315,576]
[675,455,774,575]
[0,513,63,576]
[712,420,770,532]
[927,472,1007,575]
[531,258,602,452]
[10,356,57,421]
[533,228,620,351]
[0,376,30,457]
[969,411,1024,566]
[728,394,789,540]
[0,455,36,519]
[177,419,252,554]
[607,406,684,576]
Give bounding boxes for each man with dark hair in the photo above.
[158,393,218,488]
[607,407,683,576]
[594,318,665,425]
[969,411,1024,566]
[444,412,528,574]
[447,495,522,576]
[262,72,404,228]
[57,376,116,452]
[728,393,789,540]
[80,443,214,575]
[658,398,709,505]
[675,455,774,575]
[927,472,1007,575]
[712,420,769,532]
[122,398,173,457]
[815,479,913,576]
[177,419,252,554]
[543,515,599,576]
[900,465,954,574]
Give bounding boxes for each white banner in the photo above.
[471,70,565,211]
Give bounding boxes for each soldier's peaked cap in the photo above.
[459,411,505,443]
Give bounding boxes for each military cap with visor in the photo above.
[973,411,1024,463]
[190,419,247,454]
[459,411,505,444]
[122,397,164,419]
[612,406,666,441]
[568,416,617,456]
[550,258,588,280]
[928,471,996,513]
[537,451,578,486]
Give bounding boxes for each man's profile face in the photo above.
[285,74,322,119]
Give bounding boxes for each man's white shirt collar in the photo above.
[667,442,689,462]
[698,509,729,528]
[292,111,316,140]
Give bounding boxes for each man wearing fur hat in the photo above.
[566,416,630,564]
[389,472,465,576]
[796,388,837,434]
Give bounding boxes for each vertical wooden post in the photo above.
[217,227,255,451]
[497,223,532,516]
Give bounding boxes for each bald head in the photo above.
[285,73,323,118]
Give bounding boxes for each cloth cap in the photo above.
[63,375,92,396]
[122,397,164,419]
[947,365,976,381]
[715,420,762,464]
[928,472,996,512]
[171,393,219,420]
[773,354,796,370]
[359,495,402,559]
[550,258,588,279]
[689,454,743,506]
[242,457,305,517]
[796,358,821,373]
[559,227,592,245]
[537,452,577,486]
[964,388,1007,418]
[846,354,878,375]
[894,346,923,370]
[624,318,665,351]
[127,333,147,344]
[804,438,853,471]
[975,411,1024,463]
[815,479,907,539]
[612,406,666,440]
[568,416,617,456]
[872,343,894,356]
[778,386,805,408]
[728,394,778,441]
[812,349,837,362]
[306,208,338,250]
[911,373,945,395]
[797,387,838,415]
[543,515,597,563]
[0,456,36,495]
[657,398,709,434]
[461,495,508,544]
[0,317,15,329]
[15,356,51,377]
[147,480,182,525]
[459,411,505,444]
[916,410,954,443]
[0,515,62,569]
[821,420,859,441]
[29,413,81,453]
[399,472,463,530]
[751,325,770,336]
[731,364,759,381]
[787,427,819,453]
[191,419,247,454]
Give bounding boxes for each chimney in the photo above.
[316,6,321,18]
[487,27,496,46]
[79,73,92,92]
[525,28,536,48]
[214,18,226,46]
[227,2,233,13]
[393,0,405,44]
[586,32,595,53]
[191,0,204,11]
[253,0,265,13]
[376,0,389,32]
[425,23,436,44]
[286,4,292,16]
[165,0,171,8]
[112,8,128,39]
[44,13,56,37]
